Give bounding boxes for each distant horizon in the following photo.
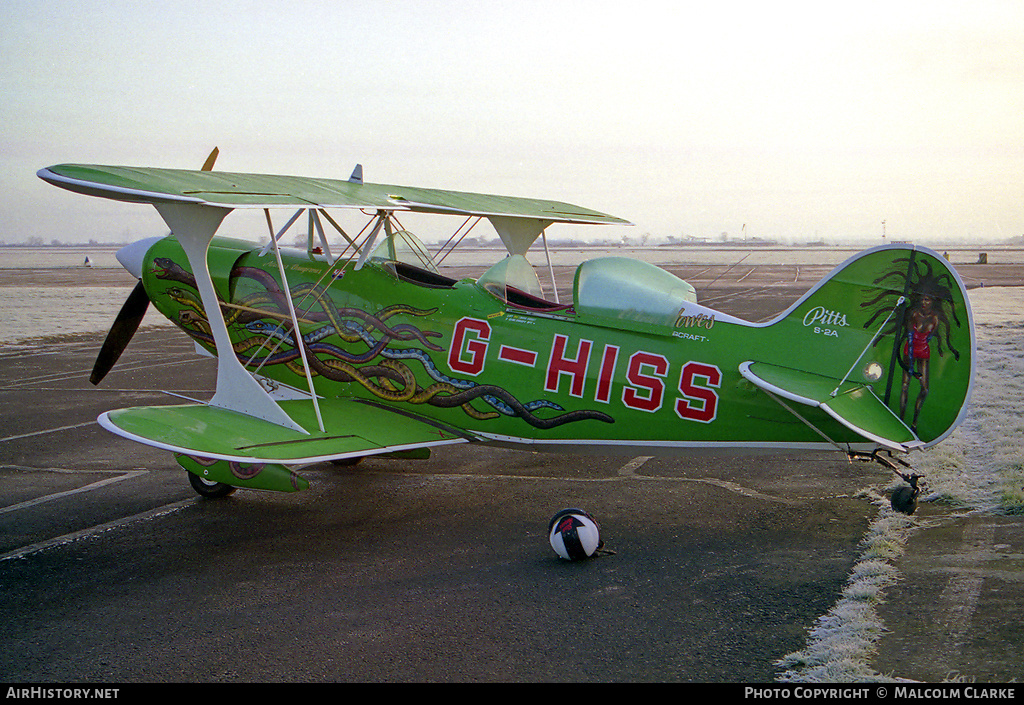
[6,234,1024,250]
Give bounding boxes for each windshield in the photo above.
[369,229,438,273]
[476,254,545,301]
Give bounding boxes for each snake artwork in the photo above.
[151,257,614,430]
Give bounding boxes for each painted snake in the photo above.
[152,256,614,429]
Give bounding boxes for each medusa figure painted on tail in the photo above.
[862,254,963,433]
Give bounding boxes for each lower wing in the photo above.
[100,397,474,465]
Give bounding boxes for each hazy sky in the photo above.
[3,0,1022,246]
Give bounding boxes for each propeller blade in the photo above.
[201,147,219,171]
[90,280,150,385]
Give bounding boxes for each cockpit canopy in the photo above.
[574,257,697,331]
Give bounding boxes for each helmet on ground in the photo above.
[548,508,603,561]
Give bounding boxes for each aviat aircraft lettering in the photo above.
[38,152,975,513]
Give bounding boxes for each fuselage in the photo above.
[136,235,881,455]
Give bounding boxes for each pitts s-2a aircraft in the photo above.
[38,153,974,513]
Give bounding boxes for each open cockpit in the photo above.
[365,226,722,333]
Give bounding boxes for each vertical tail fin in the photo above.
[753,244,974,449]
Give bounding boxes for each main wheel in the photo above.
[187,472,236,498]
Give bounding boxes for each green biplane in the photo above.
[38,153,974,513]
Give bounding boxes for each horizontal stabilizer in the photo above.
[99,397,473,464]
[740,361,922,453]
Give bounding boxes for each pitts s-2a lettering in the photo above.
[38,154,975,513]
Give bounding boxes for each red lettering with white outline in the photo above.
[448,322,722,424]
[448,317,491,376]
[675,361,722,423]
[594,344,620,404]
[545,334,592,398]
[622,351,669,413]
[498,345,538,367]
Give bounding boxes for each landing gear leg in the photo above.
[848,450,923,515]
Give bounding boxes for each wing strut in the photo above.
[309,210,334,262]
[540,228,559,303]
[488,215,553,256]
[258,208,305,257]
[355,210,389,270]
[267,218,326,432]
[434,216,482,266]
[317,209,363,258]
[153,202,306,433]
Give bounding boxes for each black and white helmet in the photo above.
[548,508,604,561]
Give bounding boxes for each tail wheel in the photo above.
[187,472,236,499]
[890,483,920,515]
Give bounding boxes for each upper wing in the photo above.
[37,164,631,225]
